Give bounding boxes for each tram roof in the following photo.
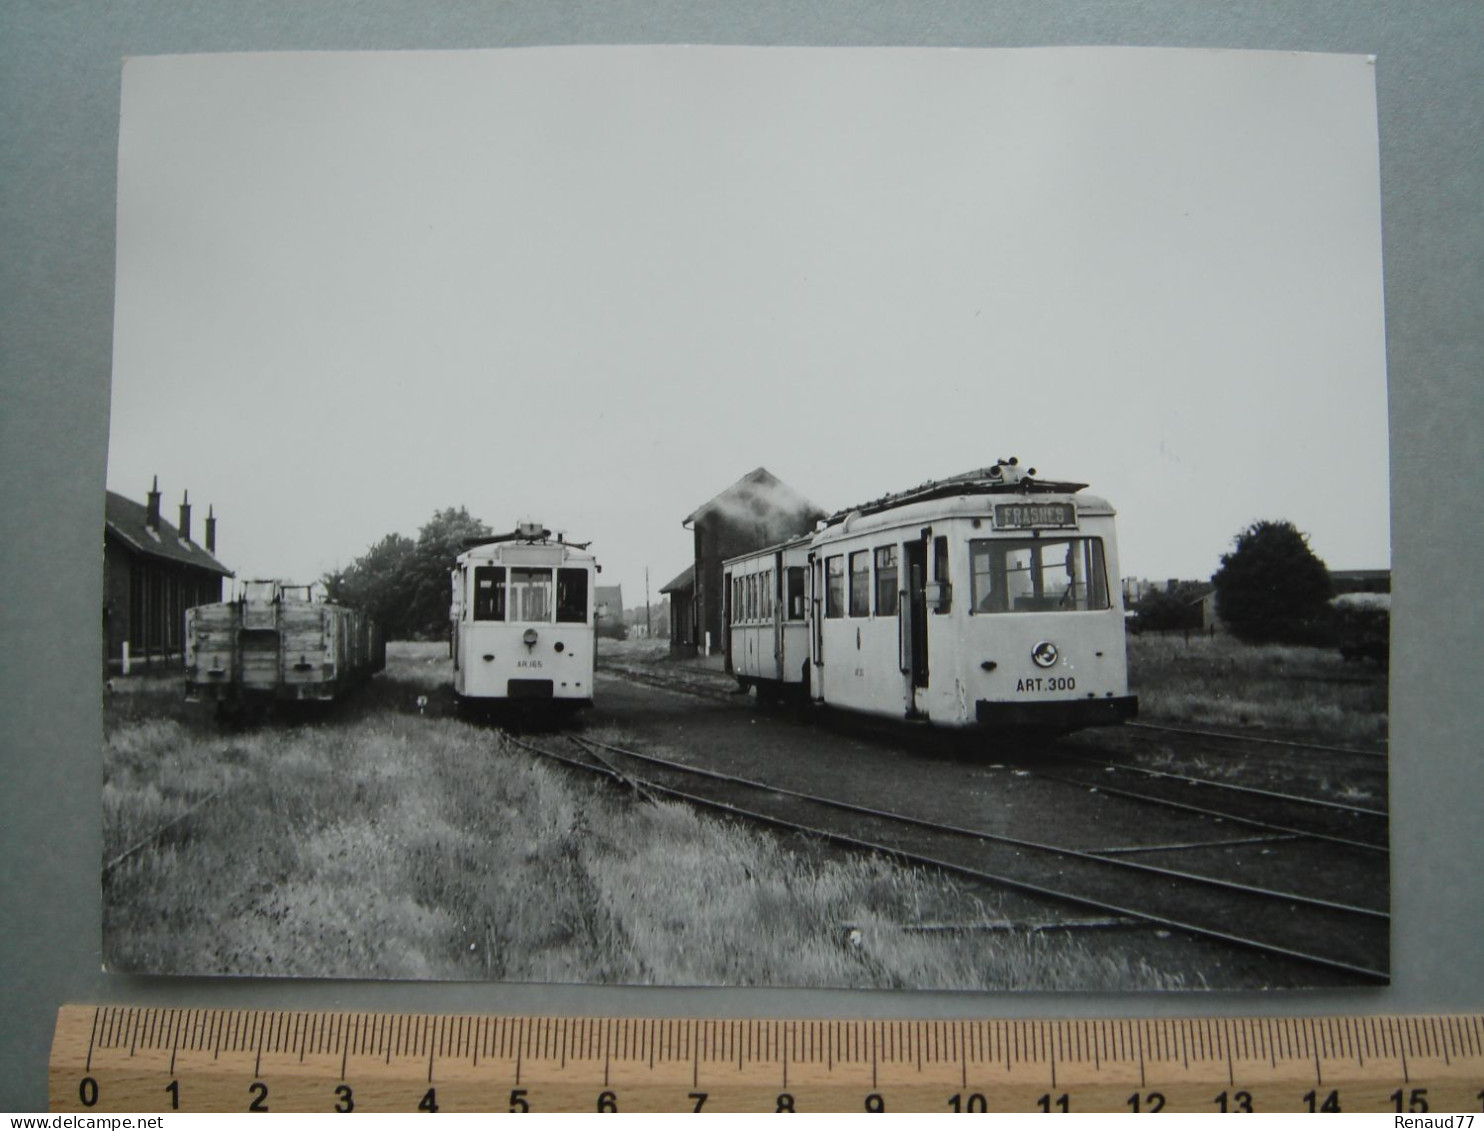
[455,537,597,565]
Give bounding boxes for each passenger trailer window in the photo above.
[786,566,806,620]
[874,545,899,616]
[849,552,870,617]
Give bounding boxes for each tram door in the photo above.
[905,538,929,696]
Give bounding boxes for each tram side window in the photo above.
[875,545,899,616]
[849,551,870,617]
[509,567,553,622]
[825,555,845,618]
[473,566,506,621]
[762,569,773,620]
[970,538,1110,614]
[932,535,951,614]
[557,568,588,623]
[786,566,806,620]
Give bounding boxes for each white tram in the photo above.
[450,523,598,713]
[724,459,1137,733]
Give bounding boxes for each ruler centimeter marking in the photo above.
[48,1006,1484,1114]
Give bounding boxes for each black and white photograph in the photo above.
[101,45,1390,991]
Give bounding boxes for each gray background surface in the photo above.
[2,1,1480,1113]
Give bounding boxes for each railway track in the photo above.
[1023,745,1387,853]
[1124,720,1386,759]
[504,730,1389,982]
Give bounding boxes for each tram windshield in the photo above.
[509,567,553,622]
[969,537,1110,614]
[556,567,588,623]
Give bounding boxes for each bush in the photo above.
[1212,520,1332,645]
[1332,596,1390,667]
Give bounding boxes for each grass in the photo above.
[103,642,1188,990]
[1125,633,1388,745]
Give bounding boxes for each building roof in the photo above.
[683,467,823,528]
[659,563,694,594]
[105,490,233,577]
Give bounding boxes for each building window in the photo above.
[825,555,845,619]
[875,545,899,616]
[970,537,1110,614]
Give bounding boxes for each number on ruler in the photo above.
[1214,1090,1253,1112]
[1304,1089,1341,1113]
[1391,1089,1429,1112]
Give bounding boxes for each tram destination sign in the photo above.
[994,502,1077,530]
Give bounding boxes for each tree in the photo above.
[402,507,492,639]
[1212,520,1332,644]
[323,533,416,638]
[324,507,491,640]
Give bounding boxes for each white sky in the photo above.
[108,46,1389,605]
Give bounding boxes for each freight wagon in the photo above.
[185,580,385,716]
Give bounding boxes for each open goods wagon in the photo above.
[185,580,385,714]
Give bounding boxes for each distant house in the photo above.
[1330,569,1390,595]
[660,563,696,655]
[595,585,625,638]
[1193,588,1222,633]
[681,468,825,656]
[104,478,232,669]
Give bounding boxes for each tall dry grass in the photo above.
[103,643,1188,989]
[1127,633,1387,744]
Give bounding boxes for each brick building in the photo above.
[676,468,824,656]
[103,478,232,669]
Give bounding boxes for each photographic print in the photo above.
[102,46,1389,989]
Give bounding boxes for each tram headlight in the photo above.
[1031,641,1060,668]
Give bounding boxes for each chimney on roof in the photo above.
[146,476,162,531]
[178,490,192,543]
[205,506,217,554]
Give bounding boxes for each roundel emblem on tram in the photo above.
[1031,641,1060,669]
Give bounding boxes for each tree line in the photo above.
[1138,518,1385,660]
[322,507,490,640]
[328,508,1380,659]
